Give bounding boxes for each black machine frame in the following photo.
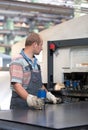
[47,37,88,90]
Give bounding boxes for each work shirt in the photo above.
[9,49,41,91]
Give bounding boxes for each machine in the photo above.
[47,37,88,103]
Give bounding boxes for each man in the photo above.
[9,32,59,110]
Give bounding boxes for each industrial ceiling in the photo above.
[0,0,88,54]
[0,0,74,22]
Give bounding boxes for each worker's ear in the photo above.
[33,42,38,48]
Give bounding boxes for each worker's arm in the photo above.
[13,83,28,100]
[42,85,48,92]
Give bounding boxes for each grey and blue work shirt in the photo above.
[9,49,42,91]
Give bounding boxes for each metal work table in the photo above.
[0,101,88,130]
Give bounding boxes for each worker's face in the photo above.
[34,40,43,55]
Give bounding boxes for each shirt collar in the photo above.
[20,49,38,67]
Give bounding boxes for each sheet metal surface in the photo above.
[0,101,88,129]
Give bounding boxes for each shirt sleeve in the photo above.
[9,63,23,84]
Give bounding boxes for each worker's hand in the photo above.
[26,94,44,110]
[46,92,62,104]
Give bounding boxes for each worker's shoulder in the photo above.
[12,54,23,60]
[10,54,25,65]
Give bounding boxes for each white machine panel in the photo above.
[70,46,88,68]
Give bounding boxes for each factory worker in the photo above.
[9,32,60,110]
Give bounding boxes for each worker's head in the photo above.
[25,32,43,55]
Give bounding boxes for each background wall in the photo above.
[0,71,11,110]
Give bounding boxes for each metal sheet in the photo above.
[0,101,88,130]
